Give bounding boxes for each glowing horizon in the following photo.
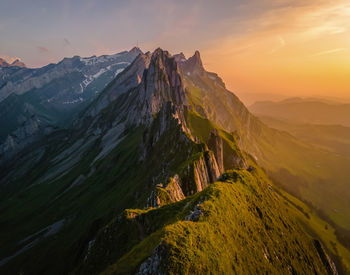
[201,0,350,99]
[1,0,349,99]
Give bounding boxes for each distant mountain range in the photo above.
[0,48,348,274]
[249,97,350,127]
[0,47,142,156]
[259,115,350,158]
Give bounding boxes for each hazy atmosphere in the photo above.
[1,0,349,98]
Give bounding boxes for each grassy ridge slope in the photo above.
[90,168,338,274]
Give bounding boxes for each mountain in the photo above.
[259,115,350,158]
[0,47,142,157]
[0,57,26,68]
[249,98,350,126]
[0,58,10,67]
[0,48,348,274]
[234,91,289,106]
[10,59,26,68]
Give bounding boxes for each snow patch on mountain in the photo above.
[115,68,124,77]
[79,62,130,93]
[63,97,83,104]
[80,68,107,91]
[80,54,129,66]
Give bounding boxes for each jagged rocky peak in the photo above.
[191,50,202,65]
[111,49,151,87]
[129,46,143,55]
[125,48,189,126]
[146,48,188,110]
[181,50,204,75]
[173,52,187,63]
[11,59,26,68]
[0,57,26,68]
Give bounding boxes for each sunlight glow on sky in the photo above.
[0,0,349,98]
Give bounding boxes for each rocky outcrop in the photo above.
[313,240,338,275]
[181,50,204,75]
[208,129,224,173]
[149,175,186,207]
[164,175,185,202]
[126,48,188,127]
[193,151,220,193]
[184,203,203,221]
[137,245,166,275]
[173,52,186,63]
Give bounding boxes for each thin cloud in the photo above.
[37,46,49,53]
[63,38,71,46]
[310,48,346,57]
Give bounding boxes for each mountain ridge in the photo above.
[0,47,348,274]
[250,98,350,127]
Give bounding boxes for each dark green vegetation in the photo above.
[0,49,349,274]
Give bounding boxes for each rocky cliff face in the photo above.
[128,49,224,202]
[192,151,220,193]
[177,51,265,161]
[125,48,188,127]
[82,51,151,118]
[207,129,224,173]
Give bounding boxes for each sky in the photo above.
[1,0,349,99]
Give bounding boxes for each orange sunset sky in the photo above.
[1,0,349,99]
[200,1,350,98]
